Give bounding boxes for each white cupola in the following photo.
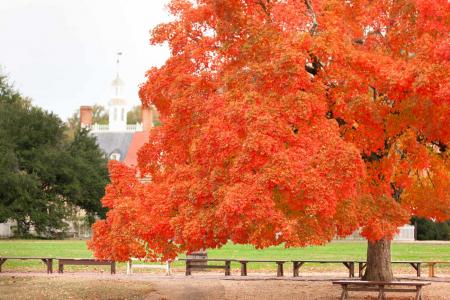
[108,52,128,131]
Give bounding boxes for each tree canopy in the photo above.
[89,0,449,263]
[0,74,109,236]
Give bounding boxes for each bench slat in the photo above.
[0,257,55,259]
[58,258,115,274]
[58,260,112,265]
[189,265,227,269]
[334,280,429,300]
[333,281,430,286]
[180,258,231,262]
[0,257,54,274]
[345,288,419,292]
[293,260,354,263]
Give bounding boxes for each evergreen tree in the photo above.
[413,217,450,240]
[69,128,109,221]
[0,74,109,237]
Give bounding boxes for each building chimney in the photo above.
[142,105,153,131]
[80,106,93,128]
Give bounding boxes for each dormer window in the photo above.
[109,150,121,161]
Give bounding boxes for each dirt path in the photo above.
[144,276,450,300]
[1,273,449,299]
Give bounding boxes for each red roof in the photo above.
[123,132,150,167]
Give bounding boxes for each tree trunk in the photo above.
[16,220,30,237]
[363,238,394,281]
[414,219,418,240]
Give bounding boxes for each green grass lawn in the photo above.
[0,240,449,272]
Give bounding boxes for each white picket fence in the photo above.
[126,258,174,275]
[90,123,143,133]
[394,225,416,241]
[336,225,415,241]
[0,222,13,238]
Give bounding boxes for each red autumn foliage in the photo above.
[89,0,449,261]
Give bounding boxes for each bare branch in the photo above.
[257,0,270,17]
[426,170,436,188]
[390,182,403,202]
[431,140,447,153]
[353,30,385,45]
[304,0,318,35]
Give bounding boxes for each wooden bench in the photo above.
[180,258,232,276]
[57,258,116,274]
[357,261,422,277]
[0,257,54,273]
[126,258,172,275]
[333,280,431,300]
[236,260,287,277]
[426,261,450,277]
[292,260,355,277]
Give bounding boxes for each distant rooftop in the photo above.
[92,131,134,162]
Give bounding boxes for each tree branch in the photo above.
[425,170,436,188]
[304,0,318,35]
[390,182,403,202]
[257,0,270,18]
[431,140,447,153]
[353,30,385,45]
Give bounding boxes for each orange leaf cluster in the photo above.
[89,0,449,260]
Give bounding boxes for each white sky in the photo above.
[0,0,172,120]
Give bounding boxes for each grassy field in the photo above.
[0,240,449,273]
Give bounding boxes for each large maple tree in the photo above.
[89,0,449,280]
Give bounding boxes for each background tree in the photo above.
[127,105,141,124]
[89,0,449,281]
[67,104,109,138]
[0,74,109,236]
[413,217,450,241]
[128,105,162,126]
[68,128,110,221]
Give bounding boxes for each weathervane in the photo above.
[116,51,123,78]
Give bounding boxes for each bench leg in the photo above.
[293,262,299,277]
[127,260,132,275]
[358,262,366,278]
[166,261,171,276]
[340,285,348,300]
[111,262,116,274]
[428,264,435,277]
[293,262,304,277]
[0,258,7,273]
[276,262,284,277]
[410,262,421,277]
[185,261,191,276]
[416,286,423,300]
[240,262,247,276]
[46,259,53,274]
[58,262,63,274]
[225,260,231,276]
[343,262,355,278]
[41,259,52,274]
[378,286,385,300]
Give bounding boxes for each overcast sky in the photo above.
[0,0,171,120]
